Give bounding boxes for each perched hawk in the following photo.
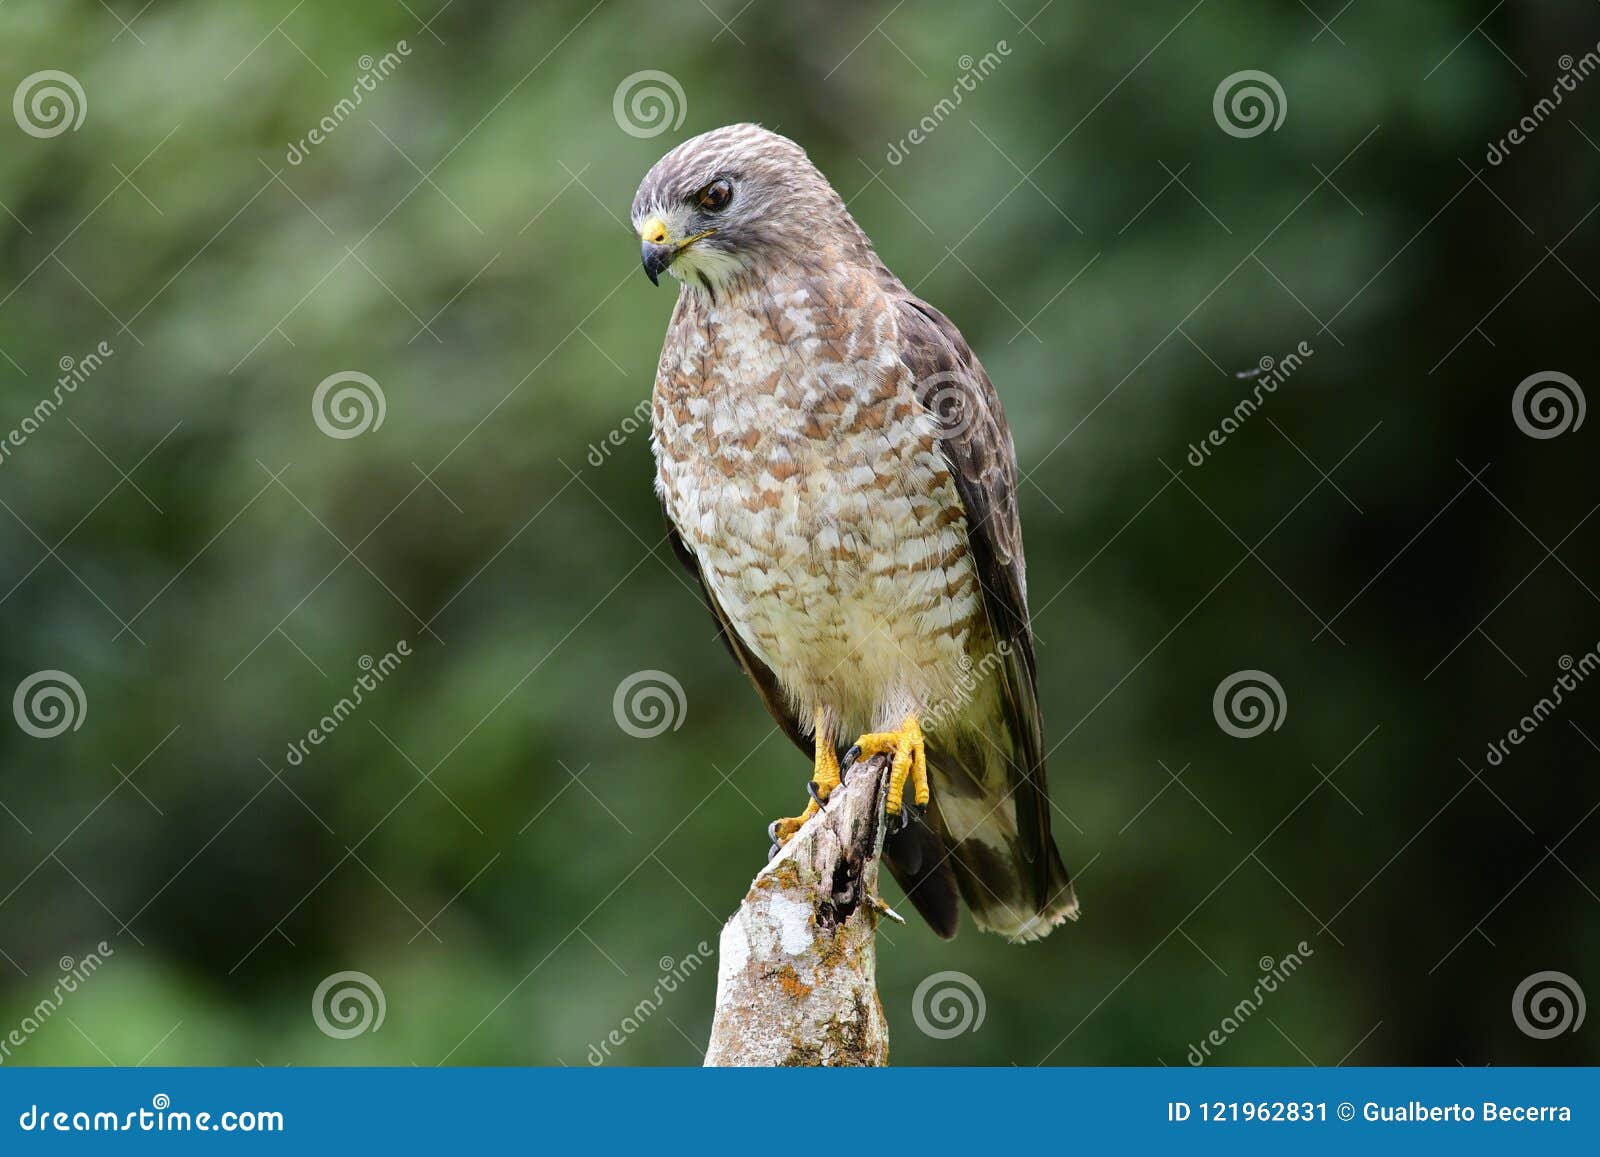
[633,124,1077,941]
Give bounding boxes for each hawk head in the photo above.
[631,123,860,296]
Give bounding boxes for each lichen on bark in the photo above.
[703,755,895,1067]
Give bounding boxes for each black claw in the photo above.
[766,819,782,844]
[767,842,782,861]
[806,780,824,805]
[842,744,862,768]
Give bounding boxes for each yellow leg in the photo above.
[847,713,926,816]
[768,710,844,852]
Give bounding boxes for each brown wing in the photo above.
[893,295,1075,927]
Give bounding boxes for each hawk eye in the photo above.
[697,179,733,212]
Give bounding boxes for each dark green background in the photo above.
[1,0,1596,1065]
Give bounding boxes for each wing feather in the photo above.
[892,295,1077,934]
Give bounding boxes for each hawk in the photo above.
[633,124,1077,941]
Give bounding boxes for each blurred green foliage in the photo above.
[1,0,1597,1066]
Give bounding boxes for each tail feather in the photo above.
[883,817,960,939]
[927,715,1079,942]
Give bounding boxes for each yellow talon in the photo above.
[768,798,819,847]
[849,713,927,816]
[769,710,845,851]
[811,733,842,801]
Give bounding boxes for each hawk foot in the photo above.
[844,713,927,819]
[767,801,819,859]
[766,731,845,859]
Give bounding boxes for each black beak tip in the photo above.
[641,241,674,287]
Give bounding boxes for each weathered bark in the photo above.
[704,754,898,1066]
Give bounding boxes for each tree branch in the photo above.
[704,754,899,1066]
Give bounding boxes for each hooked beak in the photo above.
[641,240,674,286]
[637,215,715,286]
